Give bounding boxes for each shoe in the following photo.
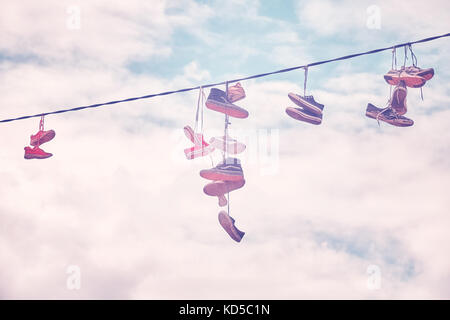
[288,93,324,115]
[184,144,214,160]
[227,82,246,103]
[200,157,244,181]
[365,103,414,127]
[285,107,322,125]
[24,146,53,159]
[209,136,246,154]
[218,211,245,242]
[30,129,55,147]
[384,67,426,88]
[404,66,434,81]
[203,179,246,207]
[206,88,249,119]
[390,82,407,115]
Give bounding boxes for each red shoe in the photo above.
[24,146,53,159]
[30,129,56,146]
[390,82,408,115]
[203,180,246,207]
[218,211,245,242]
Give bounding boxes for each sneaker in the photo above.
[24,146,53,159]
[203,179,246,207]
[218,211,245,242]
[288,93,324,115]
[206,88,249,119]
[365,103,414,127]
[30,129,55,147]
[285,107,322,125]
[384,67,426,88]
[209,135,246,154]
[390,82,407,115]
[227,82,246,103]
[184,144,214,160]
[200,157,244,181]
[404,66,434,81]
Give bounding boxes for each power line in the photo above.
[1,32,449,124]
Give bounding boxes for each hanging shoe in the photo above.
[206,88,249,119]
[288,93,324,115]
[200,157,244,181]
[209,136,246,154]
[285,106,322,125]
[227,82,246,103]
[30,129,56,147]
[184,144,214,160]
[365,103,414,127]
[218,211,245,242]
[24,146,53,159]
[203,180,246,207]
[390,82,408,115]
[183,125,209,147]
[404,66,434,81]
[384,67,426,88]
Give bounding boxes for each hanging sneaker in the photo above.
[200,157,244,181]
[365,103,414,127]
[218,211,245,242]
[390,82,408,115]
[184,144,214,160]
[404,66,434,81]
[24,146,53,159]
[227,82,246,103]
[209,135,246,154]
[183,125,209,147]
[285,107,322,125]
[288,93,324,115]
[206,88,249,119]
[30,129,55,146]
[203,180,246,207]
[384,67,426,88]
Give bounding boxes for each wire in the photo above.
[1,32,449,124]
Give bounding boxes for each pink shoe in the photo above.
[24,146,53,159]
[218,211,245,242]
[30,129,55,147]
[203,180,246,207]
[227,82,246,103]
[183,125,209,147]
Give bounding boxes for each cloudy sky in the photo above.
[0,0,449,299]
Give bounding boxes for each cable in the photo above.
[1,32,449,124]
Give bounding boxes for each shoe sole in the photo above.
[286,107,322,125]
[200,169,244,181]
[206,100,249,119]
[218,211,244,242]
[24,153,53,159]
[288,93,323,115]
[30,130,56,147]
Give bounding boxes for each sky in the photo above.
[0,0,449,299]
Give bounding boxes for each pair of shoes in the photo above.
[218,211,245,242]
[384,65,434,88]
[183,125,215,160]
[24,127,55,160]
[206,83,249,119]
[285,93,324,125]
